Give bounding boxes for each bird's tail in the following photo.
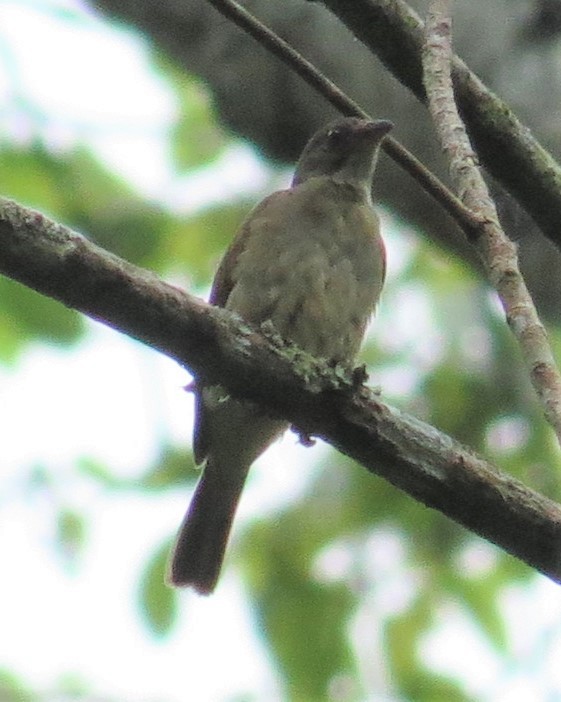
[167,460,249,594]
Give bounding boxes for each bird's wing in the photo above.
[194,190,290,464]
[208,191,289,308]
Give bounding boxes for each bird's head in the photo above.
[292,117,393,188]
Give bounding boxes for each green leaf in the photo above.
[138,539,178,637]
[386,595,472,702]
[139,444,196,490]
[157,61,227,171]
[0,277,84,363]
[0,669,35,702]
[76,456,125,490]
[243,515,357,701]
[160,200,251,288]
[56,508,87,567]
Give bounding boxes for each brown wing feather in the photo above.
[195,191,291,463]
[209,192,288,308]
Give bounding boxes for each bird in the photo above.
[168,116,393,594]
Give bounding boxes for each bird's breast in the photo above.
[227,179,385,362]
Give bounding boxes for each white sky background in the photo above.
[2,1,561,701]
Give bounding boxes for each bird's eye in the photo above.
[326,126,351,148]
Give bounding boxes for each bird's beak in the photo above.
[362,119,394,140]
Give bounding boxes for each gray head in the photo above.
[292,117,393,188]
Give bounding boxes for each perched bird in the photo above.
[169,117,393,593]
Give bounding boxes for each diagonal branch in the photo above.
[1,196,561,583]
[422,1,561,448]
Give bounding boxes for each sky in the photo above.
[2,1,561,701]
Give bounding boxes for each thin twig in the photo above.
[205,0,480,238]
[422,0,561,448]
[318,0,561,254]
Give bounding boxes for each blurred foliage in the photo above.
[0,667,129,702]
[138,538,179,638]
[0,669,36,702]
[158,59,229,173]
[1,12,560,702]
[0,131,252,361]
[0,275,84,363]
